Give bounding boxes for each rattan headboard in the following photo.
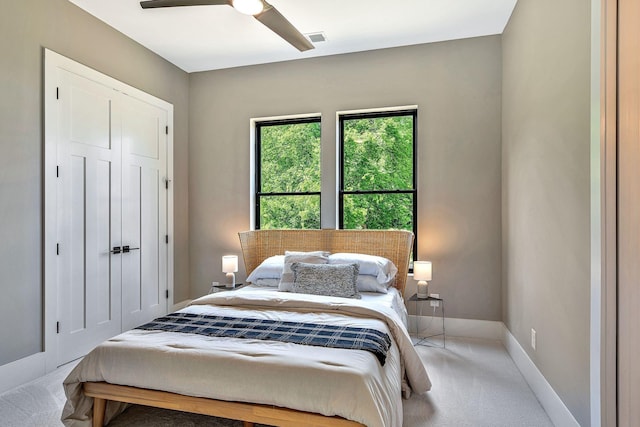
[238,229,414,295]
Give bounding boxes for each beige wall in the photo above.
[189,36,503,320]
[0,0,190,366]
[502,0,591,425]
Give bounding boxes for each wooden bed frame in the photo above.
[84,229,414,427]
[84,382,364,427]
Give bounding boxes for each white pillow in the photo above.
[246,255,285,283]
[356,275,392,294]
[328,253,398,284]
[279,251,329,291]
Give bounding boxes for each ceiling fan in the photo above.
[139,0,315,52]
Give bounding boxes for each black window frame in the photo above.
[254,116,322,230]
[338,109,418,264]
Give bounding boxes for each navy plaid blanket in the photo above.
[136,312,392,365]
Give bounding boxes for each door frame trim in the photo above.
[591,0,617,425]
[43,49,174,372]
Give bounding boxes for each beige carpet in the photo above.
[0,337,554,426]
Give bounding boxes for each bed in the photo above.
[62,229,431,427]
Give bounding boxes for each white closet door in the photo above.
[54,70,169,366]
[56,70,122,364]
[120,94,169,331]
[45,50,173,369]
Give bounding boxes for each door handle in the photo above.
[111,245,140,254]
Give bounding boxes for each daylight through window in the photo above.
[255,117,321,229]
[339,109,417,260]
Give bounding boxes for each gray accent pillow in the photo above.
[290,262,361,299]
[278,251,329,292]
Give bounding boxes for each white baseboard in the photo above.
[502,325,579,427]
[408,315,503,341]
[0,352,46,395]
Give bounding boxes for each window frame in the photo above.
[254,116,322,230]
[338,109,418,263]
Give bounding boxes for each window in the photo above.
[255,117,321,229]
[253,109,418,259]
[339,109,417,260]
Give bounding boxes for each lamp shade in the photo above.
[413,261,432,281]
[222,255,238,273]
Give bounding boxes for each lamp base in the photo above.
[417,280,429,299]
[225,272,236,288]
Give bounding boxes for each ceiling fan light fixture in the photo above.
[232,0,263,15]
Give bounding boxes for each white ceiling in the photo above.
[67,0,517,73]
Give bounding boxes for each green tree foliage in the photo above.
[342,115,414,231]
[259,121,321,229]
[343,193,413,230]
[260,195,320,229]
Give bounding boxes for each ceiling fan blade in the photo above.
[254,2,314,52]
[140,0,230,9]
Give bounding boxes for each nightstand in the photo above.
[409,293,446,348]
[209,283,248,293]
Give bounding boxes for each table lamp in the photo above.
[413,261,432,299]
[222,255,238,288]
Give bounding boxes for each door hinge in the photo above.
[165,235,169,244]
[165,125,168,135]
[56,243,59,255]
[165,290,169,299]
[165,180,168,190]
[56,322,60,334]
[56,87,59,100]
[56,166,59,177]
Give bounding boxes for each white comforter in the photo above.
[62,290,431,427]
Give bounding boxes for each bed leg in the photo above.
[243,422,254,427]
[93,397,106,427]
